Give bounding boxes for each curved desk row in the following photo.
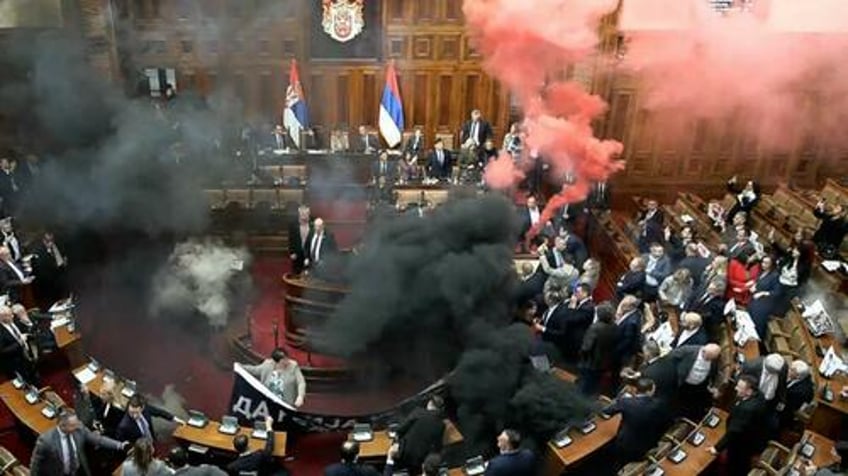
[73,365,287,458]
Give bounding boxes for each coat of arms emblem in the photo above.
[322,0,365,43]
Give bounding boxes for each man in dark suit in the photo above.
[778,360,815,430]
[404,128,426,157]
[372,151,397,184]
[169,447,228,476]
[559,228,588,268]
[0,304,34,380]
[604,378,672,467]
[31,231,69,308]
[426,139,452,181]
[669,343,722,420]
[270,124,292,150]
[741,353,788,417]
[558,283,595,361]
[31,409,128,476]
[670,312,708,348]
[324,441,380,476]
[533,288,570,362]
[115,394,182,443]
[578,302,618,396]
[678,243,710,287]
[813,199,848,255]
[0,245,32,302]
[517,196,554,243]
[355,125,379,154]
[682,280,726,340]
[613,295,642,370]
[0,158,19,213]
[288,205,312,274]
[395,395,446,471]
[227,416,276,476]
[636,199,664,253]
[727,228,757,263]
[642,243,672,301]
[709,374,768,476]
[615,257,646,301]
[484,429,535,476]
[460,109,493,150]
[1,218,24,263]
[304,218,338,270]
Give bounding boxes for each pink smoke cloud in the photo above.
[464,0,625,233]
[484,153,526,189]
[620,0,848,152]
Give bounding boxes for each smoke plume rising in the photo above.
[466,0,624,230]
[620,0,848,151]
[317,196,593,451]
[150,239,252,328]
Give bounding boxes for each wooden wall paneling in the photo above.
[309,73,325,127]
[442,0,463,22]
[464,74,481,122]
[337,74,350,127]
[385,0,406,23]
[438,34,461,61]
[413,0,436,22]
[362,72,377,127]
[413,73,429,129]
[437,74,453,129]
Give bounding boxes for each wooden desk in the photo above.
[659,408,728,476]
[542,413,622,474]
[354,420,464,459]
[0,380,61,435]
[172,422,287,458]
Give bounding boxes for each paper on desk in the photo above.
[733,310,761,345]
[803,300,826,319]
[822,260,843,272]
[681,214,694,223]
[49,300,73,313]
[74,367,97,384]
[819,346,848,378]
[50,317,70,329]
[648,321,675,353]
[724,299,737,316]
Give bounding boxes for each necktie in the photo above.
[471,122,479,145]
[554,250,563,268]
[365,136,370,149]
[65,433,79,475]
[311,234,322,262]
[138,416,152,439]
[438,150,443,165]
[381,162,386,175]
[5,323,24,346]
[543,305,556,325]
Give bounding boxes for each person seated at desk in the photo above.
[603,378,672,468]
[708,374,768,476]
[798,442,848,476]
[324,441,380,476]
[241,348,306,408]
[355,125,379,154]
[270,125,292,151]
[394,395,446,472]
[305,218,338,270]
[426,139,452,181]
[121,438,171,476]
[405,127,426,157]
[30,408,129,476]
[169,446,228,476]
[372,151,396,184]
[481,429,535,476]
[116,394,184,443]
[227,416,277,476]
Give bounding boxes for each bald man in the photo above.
[671,343,722,419]
[304,218,337,269]
[324,440,380,476]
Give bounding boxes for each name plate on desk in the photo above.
[580,422,597,434]
[24,391,39,405]
[41,405,57,419]
[553,428,573,448]
[646,466,665,476]
[801,443,816,459]
[705,413,720,428]
[667,449,688,464]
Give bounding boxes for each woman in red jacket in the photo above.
[727,257,761,306]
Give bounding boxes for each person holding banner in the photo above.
[241,348,306,408]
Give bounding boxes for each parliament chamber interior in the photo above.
[1,0,848,475]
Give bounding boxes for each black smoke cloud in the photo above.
[317,195,593,452]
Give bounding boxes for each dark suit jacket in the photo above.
[354,133,380,153]
[324,462,380,476]
[563,234,588,268]
[540,302,570,348]
[484,449,536,476]
[31,426,124,476]
[741,357,788,409]
[679,256,710,287]
[115,406,174,442]
[668,345,720,388]
[682,292,725,337]
[0,171,18,204]
[404,135,425,156]
[371,159,397,183]
[517,206,545,241]
[780,376,814,427]
[670,326,708,349]
[226,430,275,476]
[641,356,679,400]
[0,260,28,302]
[397,409,445,470]
[615,271,646,300]
[460,119,493,146]
[427,149,453,179]
[614,311,642,366]
[304,230,338,266]
[714,394,768,456]
[0,318,29,378]
[813,208,848,248]
[580,321,618,371]
[287,220,312,273]
[560,299,595,360]
[637,209,665,248]
[604,395,672,463]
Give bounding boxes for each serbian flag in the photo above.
[378,62,404,148]
[283,59,309,149]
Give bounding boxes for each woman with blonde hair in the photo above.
[121,438,170,476]
[658,268,694,307]
[578,258,601,294]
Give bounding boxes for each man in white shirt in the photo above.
[677,343,721,419]
[0,245,33,302]
[0,304,32,379]
[304,218,337,270]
